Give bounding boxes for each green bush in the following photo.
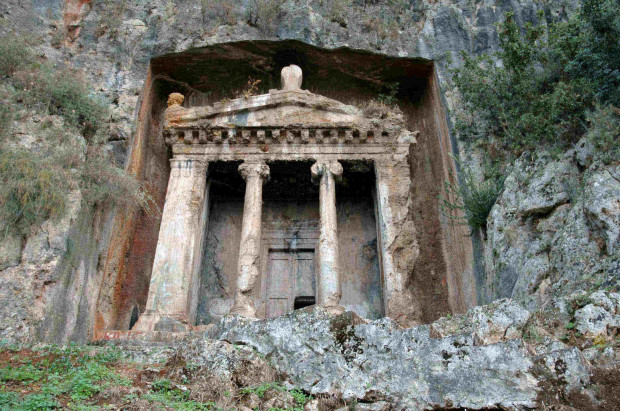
[0,88,14,138]
[0,148,72,236]
[10,65,108,139]
[453,0,620,153]
[0,364,44,383]
[0,36,33,77]
[440,157,505,233]
[585,105,620,165]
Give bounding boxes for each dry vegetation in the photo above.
[0,34,153,238]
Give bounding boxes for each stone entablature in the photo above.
[163,83,416,149]
[130,65,420,334]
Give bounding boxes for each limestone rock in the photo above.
[485,155,620,303]
[430,298,530,345]
[303,399,319,411]
[212,307,540,409]
[0,232,22,271]
[583,165,620,255]
[534,348,591,392]
[100,299,614,409]
[574,292,620,338]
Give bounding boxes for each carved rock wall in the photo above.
[0,0,575,341]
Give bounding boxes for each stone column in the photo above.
[133,156,209,332]
[231,161,270,317]
[374,158,419,323]
[311,160,343,307]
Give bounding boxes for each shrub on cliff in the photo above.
[0,34,152,237]
[0,147,72,236]
[453,0,620,153]
[440,156,505,234]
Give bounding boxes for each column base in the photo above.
[229,294,257,318]
[131,311,190,333]
[322,304,345,316]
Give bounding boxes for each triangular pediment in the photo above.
[162,65,417,146]
[166,89,377,130]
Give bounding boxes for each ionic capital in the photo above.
[238,161,270,182]
[311,160,343,183]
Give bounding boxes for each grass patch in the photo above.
[0,344,129,410]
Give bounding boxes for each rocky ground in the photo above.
[2,295,618,410]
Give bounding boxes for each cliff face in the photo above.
[1,0,613,347]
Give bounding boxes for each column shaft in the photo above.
[231,161,270,317]
[312,161,343,307]
[133,156,209,332]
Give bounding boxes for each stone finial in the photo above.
[167,92,185,107]
[281,64,302,91]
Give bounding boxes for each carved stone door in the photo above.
[265,249,316,318]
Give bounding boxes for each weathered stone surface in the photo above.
[133,157,210,332]
[281,64,303,90]
[213,307,540,409]
[485,154,620,303]
[312,160,344,308]
[231,161,270,318]
[534,348,591,392]
[176,302,609,409]
[0,232,22,271]
[583,166,620,255]
[0,189,97,344]
[574,292,620,338]
[94,296,620,409]
[430,299,530,344]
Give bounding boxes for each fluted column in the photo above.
[133,156,209,332]
[311,160,343,307]
[231,161,270,317]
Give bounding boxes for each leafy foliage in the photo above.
[239,382,309,410]
[440,156,505,233]
[239,381,284,398]
[445,0,619,231]
[453,0,620,153]
[585,105,620,165]
[0,36,34,77]
[377,82,399,107]
[0,345,128,410]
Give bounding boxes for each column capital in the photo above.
[169,157,209,177]
[238,161,270,181]
[311,160,343,183]
[170,156,209,167]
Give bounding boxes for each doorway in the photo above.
[264,249,316,318]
